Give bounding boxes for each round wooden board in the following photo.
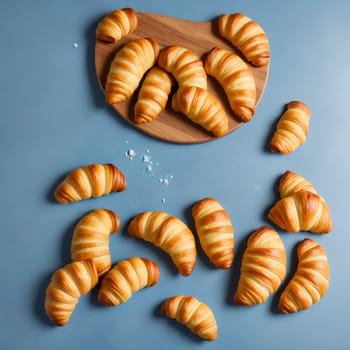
[95,11,269,144]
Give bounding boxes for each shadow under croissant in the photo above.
[46,171,68,204]
[261,173,282,225]
[262,104,287,154]
[85,12,110,110]
[269,240,299,315]
[32,271,56,327]
[224,230,250,307]
[152,300,205,344]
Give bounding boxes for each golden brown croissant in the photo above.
[134,67,174,124]
[96,8,138,43]
[161,296,217,341]
[158,45,207,89]
[105,37,160,105]
[270,101,311,154]
[45,260,98,326]
[278,238,330,313]
[204,47,256,122]
[234,226,286,306]
[128,211,196,276]
[54,163,127,204]
[218,13,270,67]
[172,86,229,137]
[98,257,160,306]
[192,198,234,269]
[268,190,332,233]
[279,170,319,198]
[278,170,328,206]
[71,209,120,276]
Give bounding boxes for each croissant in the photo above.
[96,8,138,43]
[128,211,196,276]
[105,37,160,105]
[98,257,160,306]
[158,45,207,90]
[161,296,217,341]
[234,226,286,306]
[204,47,256,122]
[71,209,120,276]
[270,101,311,154]
[172,86,229,137]
[54,163,127,204]
[134,67,174,124]
[192,198,234,269]
[268,190,332,233]
[45,260,98,326]
[279,170,323,199]
[218,13,270,67]
[278,238,330,313]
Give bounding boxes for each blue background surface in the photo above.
[1,0,349,349]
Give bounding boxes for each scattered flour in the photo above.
[119,145,174,203]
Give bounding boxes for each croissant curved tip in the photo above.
[179,263,196,277]
[251,57,270,67]
[233,294,253,306]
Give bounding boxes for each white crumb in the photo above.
[72,43,79,48]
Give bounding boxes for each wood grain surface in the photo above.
[95,11,269,144]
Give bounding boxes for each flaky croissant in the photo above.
[218,13,270,67]
[71,209,120,276]
[128,211,196,276]
[161,296,217,341]
[192,198,234,269]
[204,47,256,122]
[54,163,127,204]
[98,257,160,306]
[134,67,174,124]
[96,8,138,43]
[45,260,98,326]
[270,101,311,154]
[268,190,332,233]
[278,170,327,205]
[234,226,286,306]
[172,86,229,137]
[105,37,160,105]
[158,45,207,90]
[278,238,330,313]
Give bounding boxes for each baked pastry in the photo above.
[270,101,311,154]
[54,163,127,204]
[96,8,138,43]
[279,170,319,198]
[279,170,326,205]
[161,296,217,341]
[172,86,229,137]
[192,197,234,269]
[218,13,270,67]
[71,209,120,276]
[234,226,286,306]
[134,67,174,124]
[268,190,332,233]
[158,45,207,90]
[128,211,196,276]
[204,47,256,122]
[45,260,98,326]
[278,238,330,313]
[105,37,160,105]
[98,257,160,306]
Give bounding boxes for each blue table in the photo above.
[1,1,349,349]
